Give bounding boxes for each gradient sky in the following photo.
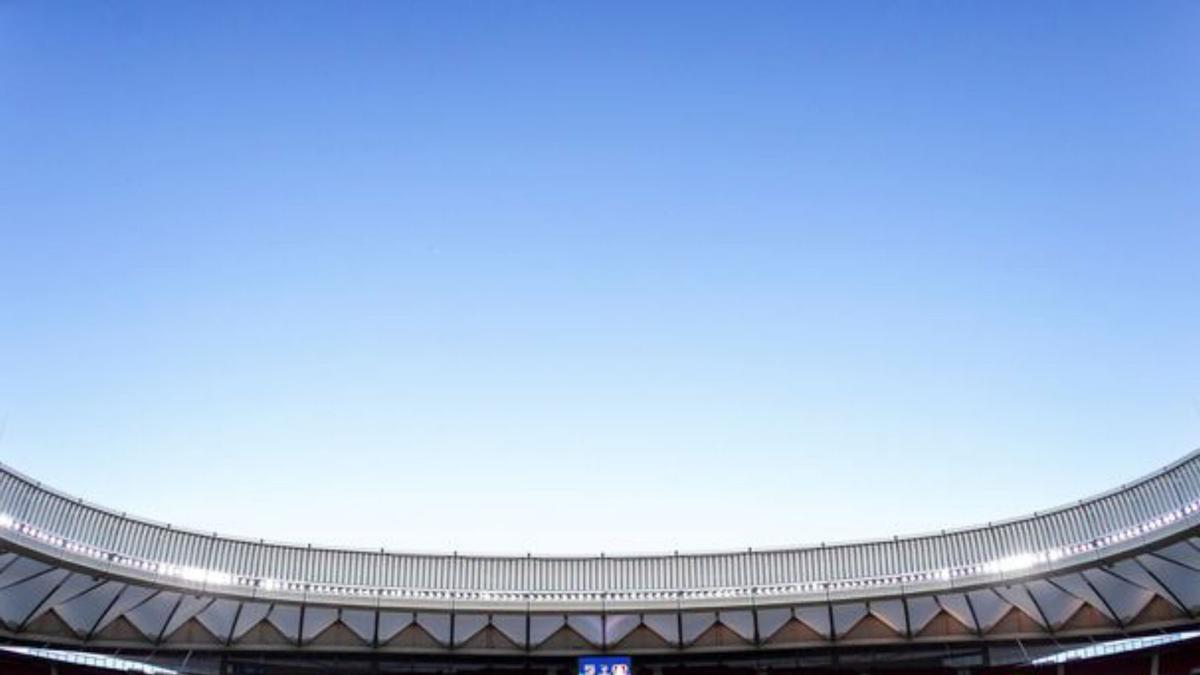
[1,2,1198,555]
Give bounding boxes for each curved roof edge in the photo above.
[1,449,1199,608]
[3,449,1198,559]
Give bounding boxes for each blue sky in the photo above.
[1,2,1198,555]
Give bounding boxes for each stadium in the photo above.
[4,2,1197,675]
[1,451,1199,674]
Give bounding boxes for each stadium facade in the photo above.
[0,451,1199,673]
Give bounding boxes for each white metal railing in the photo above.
[1030,630,1200,665]
[1,646,178,674]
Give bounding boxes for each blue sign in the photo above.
[578,656,631,675]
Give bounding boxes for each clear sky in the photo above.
[1,2,1197,555]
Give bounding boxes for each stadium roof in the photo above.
[0,450,1198,657]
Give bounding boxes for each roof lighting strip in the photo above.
[0,500,1196,602]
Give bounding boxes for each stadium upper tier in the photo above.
[1,451,1198,611]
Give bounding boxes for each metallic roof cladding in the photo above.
[0,450,1198,608]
